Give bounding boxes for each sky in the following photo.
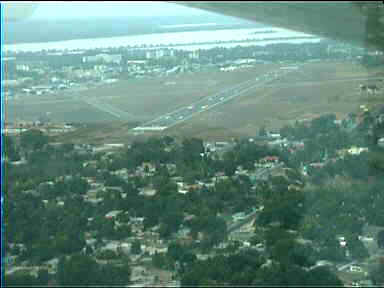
[25,1,213,20]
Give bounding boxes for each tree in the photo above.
[259,126,268,137]
[181,138,204,164]
[5,273,40,286]
[4,135,20,161]
[57,254,99,286]
[152,252,172,269]
[168,242,185,262]
[305,266,343,286]
[270,238,296,265]
[162,211,183,234]
[54,231,85,255]
[265,227,294,249]
[200,216,227,249]
[98,264,131,286]
[37,268,49,286]
[347,236,369,261]
[131,240,142,255]
[370,259,384,286]
[20,129,49,151]
[377,230,384,249]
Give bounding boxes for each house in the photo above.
[183,214,196,222]
[347,146,368,155]
[22,189,39,197]
[261,156,279,163]
[177,227,191,238]
[43,258,59,274]
[232,212,247,221]
[196,254,210,261]
[141,162,156,173]
[83,54,122,64]
[105,186,124,194]
[144,244,168,255]
[309,162,325,169]
[99,241,121,253]
[349,265,363,273]
[105,210,123,219]
[139,187,157,197]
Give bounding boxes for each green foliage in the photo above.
[57,254,131,286]
[98,264,131,286]
[181,248,342,286]
[370,261,384,286]
[346,235,369,261]
[152,252,173,270]
[131,240,142,255]
[96,249,118,260]
[4,135,20,161]
[378,230,384,249]
[5,272,42,287]
[57,254,100,286]
[20,129,49,151]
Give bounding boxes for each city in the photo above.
[3,2,384,287]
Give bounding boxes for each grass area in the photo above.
[12,61,383,143]
[54,121,139,144]
[87,64,280,119]
[167,62,384,138]
[336,270,367,284]
[6,100,119,123]
[7,64,280,124]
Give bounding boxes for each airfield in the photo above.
[7,61,383,143]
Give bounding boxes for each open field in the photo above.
[278,61,378,83]
[6,64,280,124]
[164,62,384,139]
[6,100,118,123]
[81,64,281,120]
[9,61,384,143]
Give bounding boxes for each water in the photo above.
[4,27,320,53]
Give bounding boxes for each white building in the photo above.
[145,49,174,60]
[16,64,30,71]
[83,54,122,64]
[188,50,199,60]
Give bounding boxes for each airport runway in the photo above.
[132,66,304,131]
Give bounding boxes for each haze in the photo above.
[27,1,214,20]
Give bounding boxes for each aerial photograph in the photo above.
[2,2,384,286]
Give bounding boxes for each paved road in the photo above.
[337,261,357,272]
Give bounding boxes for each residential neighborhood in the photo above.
[3,100,384,286]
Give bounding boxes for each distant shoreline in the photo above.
[4,25,262,46]
[4,28,318,53]
[4,16,264,45]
